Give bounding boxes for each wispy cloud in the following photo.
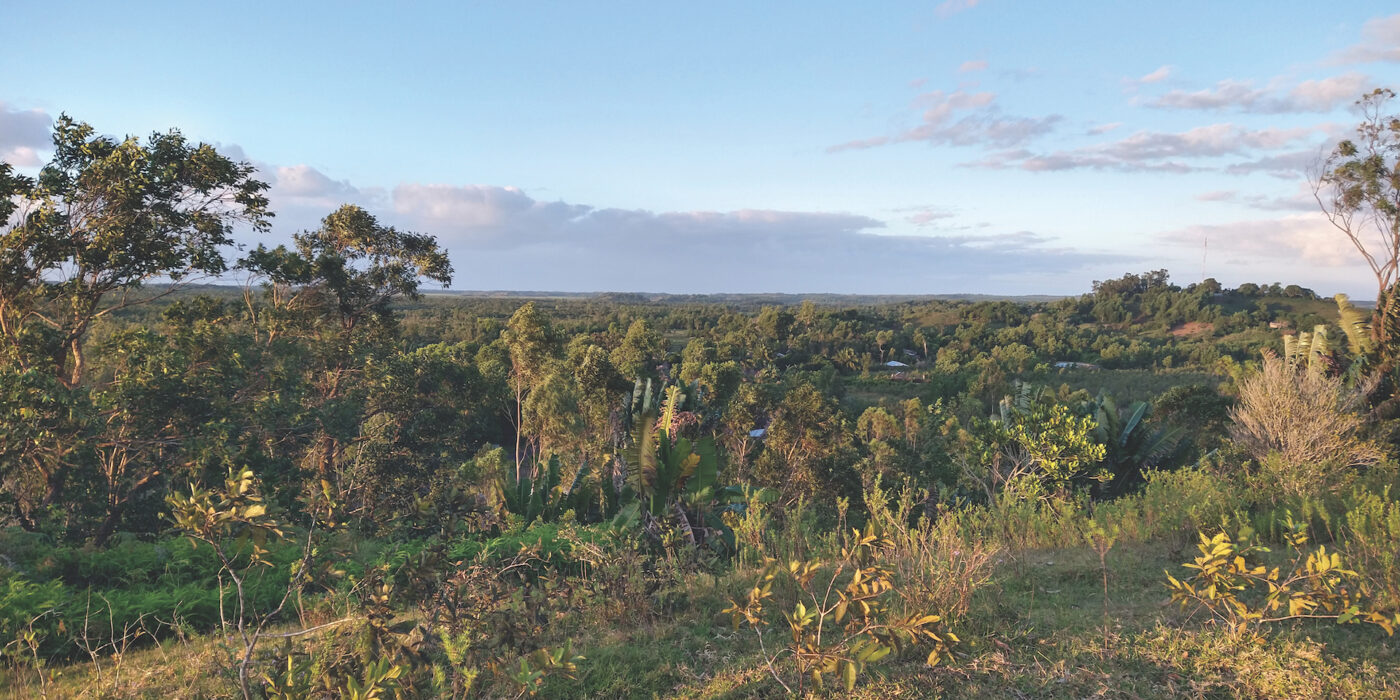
[935,0,983,19]
[1330,13,1400,64]
[1222,149,1325,179]
[1194,190,1238,203]
[829,90,1061,152]
[0,103,54,167]
[900,206,958,226]
[968,123,1324,174]
[959,60,989,73]
[1137,65,1173,84]
[1193,183,1317,212]
[1086,122,1122,135]
[1146,73,1371,113]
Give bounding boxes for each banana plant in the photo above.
[495,454,594,525]
[613,384,746,549]
[1335,293,1375,358]
[1281,325,1332,376]
[1089,394,1184,497]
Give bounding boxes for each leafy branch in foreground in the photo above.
[1165,517,1400,640]
[166,469,347,700]
[723,523,957,694]
[509,641,585,698]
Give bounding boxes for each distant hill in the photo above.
[117,283,1375,311]
[124,283,1070,307]
[421,289,1070,306]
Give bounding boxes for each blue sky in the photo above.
[3,1,1398,295]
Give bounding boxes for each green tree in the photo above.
[569,340,627,464]
[678,337,716,385]
[611,318,664,380]
[0,365,93,528]
[355,342,499,529]
[522,371,583,461]
[719,383,770,478]
[241,205,452,485]
[912,330,929,360]
[696,360,743,406]
[1152,384,1233,457]
[0,117,270,387]
[955,393,1106,503]
[754,383,858,502]
[0,118,269,517]
[1087,394,1183,497]
[875,330,895,361]
[501,302,561,480]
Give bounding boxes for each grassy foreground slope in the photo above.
[14,543,1397,698]
[11,464,1399,699]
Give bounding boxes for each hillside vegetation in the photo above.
[3,110,1400,698]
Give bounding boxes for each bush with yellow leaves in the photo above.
[1165,516,1399,640]
[723,522,958,694]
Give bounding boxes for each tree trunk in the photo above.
[39,467,63,509]
[316,434,338,479]
[93,506,122,547]
[514,379,526,483]
[68,338,85,388]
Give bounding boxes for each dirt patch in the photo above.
[1170,321,1214,337]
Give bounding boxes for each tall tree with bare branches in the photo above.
[1314,88,1400,356]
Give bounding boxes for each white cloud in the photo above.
[1086,122,1122,135]
[227,161,390,234]
[1158,213,1362,270]
[959,60,989,73]
[0,103,53,167]
[829,89,1061,152]
[1331,14,1400,64]
[285,181,1126,293]
[1147,73,1372,113]
[274,164,363,200]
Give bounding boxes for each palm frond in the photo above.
[1120,401,1149,448]
[1335,293,1374,356]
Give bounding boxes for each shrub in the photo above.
[0,573,65,651]
[1229,352,1383,497]
[1134,466,1246,541]
[723,523,958,694]
[1165,517,1399,640]
[1339,486,1400,611]
[863,482,1000,620]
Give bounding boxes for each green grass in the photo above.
[1048,368,1221,405]
[841,375,934,413]
[545,542,1399,698]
